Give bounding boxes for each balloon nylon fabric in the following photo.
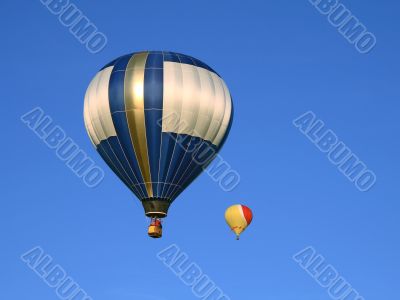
[84,51,233,206]
[225,204,253,236]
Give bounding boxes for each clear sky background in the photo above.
[1,0,399,299]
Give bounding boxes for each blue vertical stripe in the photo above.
[169,141,217,200]
[144,53,164,197]
[164,136,206,199]
[106,137,147,197]
[108,54,148,198]
[160,134,192,198]
[157,133,177,197]
[97,142,140,197]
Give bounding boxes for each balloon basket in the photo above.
[148,218,163,238]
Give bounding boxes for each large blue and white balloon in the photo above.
[84,51,233,218]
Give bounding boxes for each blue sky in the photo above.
[1,0,399,299]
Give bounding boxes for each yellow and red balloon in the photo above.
[225,204,253,239]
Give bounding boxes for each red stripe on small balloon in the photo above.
[241,205,253,225]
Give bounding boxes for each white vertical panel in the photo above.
[84,75,100,146]
[213,80,232,146]
[162,61,232,146]
[204,73,226,142]
[177,64,201,135]
[87,72,108,142]
[95,67,117,138]
[192,67,215,139]
[84,97,98,146]
[162,61,183,132]
[84,67,117,145]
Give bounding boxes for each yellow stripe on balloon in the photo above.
[225,204,248,238]
[124,52,153,197]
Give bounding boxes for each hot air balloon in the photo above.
[225,204,253,240]
[84,51,233,238]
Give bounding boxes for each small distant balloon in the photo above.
[225,204,253,240]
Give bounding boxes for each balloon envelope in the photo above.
[225,204,253,239]
[84,51,233,218]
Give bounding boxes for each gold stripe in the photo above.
[124,52,153,197]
